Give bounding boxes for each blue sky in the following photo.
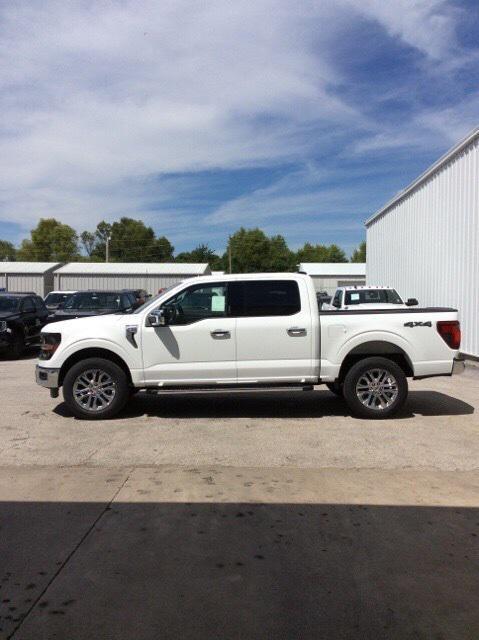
[0,0,478,257]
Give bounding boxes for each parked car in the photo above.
[0,292,49,357]
[325,286,418,311]
[36,273,463,420]
[44,290,76,312]
[51,290,138,321]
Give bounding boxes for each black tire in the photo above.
[326,381,343,397]
[63,357,129,420]
[343,357,408,419]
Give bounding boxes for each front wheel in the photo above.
[63,358,129,420]
[343,357,408,419]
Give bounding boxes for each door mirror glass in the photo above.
[406,298,418,307]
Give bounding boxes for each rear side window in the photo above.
[231,280,301,317]
[332,290,343,308]
[21,297,35,312]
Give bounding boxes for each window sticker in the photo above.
[211,295,226,312]
[351,293,360,301]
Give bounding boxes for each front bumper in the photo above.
[452,357,465,375]
[35,364,60,389]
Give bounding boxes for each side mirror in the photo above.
[406,298,418,307]
[147,308,170,327]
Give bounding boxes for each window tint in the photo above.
[232,280,301,317]
[65,292,122,310]
[22,298,35,312]
[163,283,227,324]
[332,290,342,308]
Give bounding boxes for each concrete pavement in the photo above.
[0,357,478,638]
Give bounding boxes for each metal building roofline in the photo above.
[365,125,479,227]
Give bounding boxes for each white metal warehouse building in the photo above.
[53,262,211,294]
[366,126,479,358]
[298,263,366,295]
[0,262,61,296]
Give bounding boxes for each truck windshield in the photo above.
[45,293,73,305]
[344,289,403,305]
[0,297,19,311]
[64,292,122,311]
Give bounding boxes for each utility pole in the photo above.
[228,236,232,274]
[106,235,110,263]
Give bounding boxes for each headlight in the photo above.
[40,333,62,360]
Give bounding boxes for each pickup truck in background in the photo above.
[35,273,464,420]
[326,285,418,311]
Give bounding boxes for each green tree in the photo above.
[225,228,295,273]
[296,242,348,263]
[327,244,348,263]
[351,241,366,263]
[154,236,175,262]
[0,240,16,261]
[80,231,96,257]
[17,218,79,262]
[176,244,222,269]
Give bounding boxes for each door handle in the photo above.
[211,329,231,339]
[287,327,306,337]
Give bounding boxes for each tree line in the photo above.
[0,217,366,271]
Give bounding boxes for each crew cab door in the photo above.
[141,281,236,385]
[231,279,314,383]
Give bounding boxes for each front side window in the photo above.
[230,280,301,317]
[332,290,343,308]
[162,283,227,325]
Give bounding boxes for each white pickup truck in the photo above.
[35,273,464,420]
[327,286,417,311]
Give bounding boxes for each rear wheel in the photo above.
[343,357,408,419]
[63,358,129,420]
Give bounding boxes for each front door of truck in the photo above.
[141,282,236,385]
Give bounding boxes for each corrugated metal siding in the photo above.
[1,274,46,296]
[310,275,366,295]
[54,273,198,294]
[367,136,479,357]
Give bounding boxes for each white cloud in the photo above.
[0,0,475,245]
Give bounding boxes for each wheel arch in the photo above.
[58,348,133,386]
[337,340,414,382]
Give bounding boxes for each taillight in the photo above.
[437,321,461,350]
[40,333,62,360]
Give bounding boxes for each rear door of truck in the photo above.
[231,277,314,383]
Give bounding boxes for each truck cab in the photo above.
[327,286,417,311]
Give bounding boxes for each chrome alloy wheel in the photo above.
[72,368,117,412]
[355,368,398,411]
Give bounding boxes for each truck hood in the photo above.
[42,313,127,335]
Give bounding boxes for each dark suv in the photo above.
[51,290,139,321]
[0,293,50,358]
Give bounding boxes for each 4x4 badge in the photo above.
[404,321,432,328]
